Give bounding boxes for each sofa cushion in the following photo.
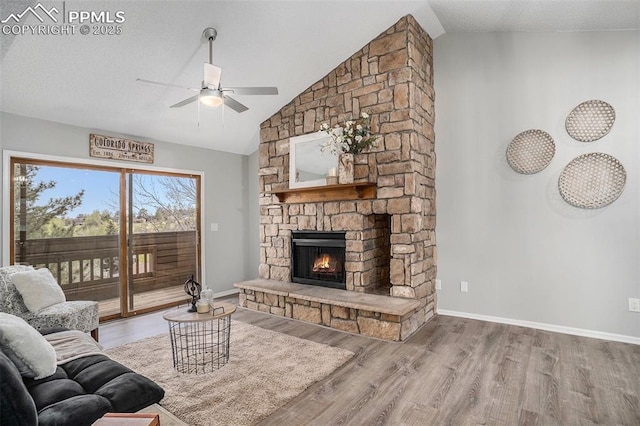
[11,268,66,313]
[0,313,56,379]
[29,300,99,333]
[37,394,113,426]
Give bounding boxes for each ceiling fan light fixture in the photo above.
[200,88,224,107]
[137,27,277,114]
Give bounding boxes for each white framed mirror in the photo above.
[289,132,338,188]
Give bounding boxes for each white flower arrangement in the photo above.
[319,112,377,155]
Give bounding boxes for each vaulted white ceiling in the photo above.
[1,1,638,155]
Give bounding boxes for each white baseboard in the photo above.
[437,309,640,345]
[215,288,240,298]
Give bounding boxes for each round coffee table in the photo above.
[163,302,236,374]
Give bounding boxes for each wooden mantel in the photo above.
[268,182,376,204]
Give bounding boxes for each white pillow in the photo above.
[11,268,66,313]
[0,313,57,379]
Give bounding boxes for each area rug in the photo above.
[106,320,354,425]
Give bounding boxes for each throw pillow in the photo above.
[0,313,57,379]
[11,268,66,313]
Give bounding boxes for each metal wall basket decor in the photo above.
[558,153,626,209]
[565,100,615,142]
[506,129,555,174]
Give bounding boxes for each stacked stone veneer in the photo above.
[247,15,436,340]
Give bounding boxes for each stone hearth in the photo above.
[236,15,436,341]
[235,280,421,341]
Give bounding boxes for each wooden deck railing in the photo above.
[15,231,197,301]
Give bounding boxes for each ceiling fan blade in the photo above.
[223,96,249,113]
[170,95,199,108]
[136,78,197,92]
[203,63,222,88]
[221,87,278,96]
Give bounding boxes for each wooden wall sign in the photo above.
[90,134,154,164]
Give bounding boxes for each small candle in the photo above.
[196,299,210,313]
[327,167,337,176]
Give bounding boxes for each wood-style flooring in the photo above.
[100,296,640,425]
[97,285,188,317]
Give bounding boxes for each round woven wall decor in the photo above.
[565,100,615,142]
[558,153,626,209]
[506,129,555,174]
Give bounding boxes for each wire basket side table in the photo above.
[162,302,236,374]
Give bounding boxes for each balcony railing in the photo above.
[14,231,197,302]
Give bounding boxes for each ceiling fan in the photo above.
[137,27,278,113]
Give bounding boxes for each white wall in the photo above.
[0,112,253,295]
[434,31,640,339]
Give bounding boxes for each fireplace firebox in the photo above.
[291,231,346,290]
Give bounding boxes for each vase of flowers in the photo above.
[320,112,377,184]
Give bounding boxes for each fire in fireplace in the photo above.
[313,253,339,274]
[291,231,346,290]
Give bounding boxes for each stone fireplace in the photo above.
[236,15,436,341]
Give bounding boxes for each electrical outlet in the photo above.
[210,223,219,232]
[629,298,640,312]
[435,279,442,290]
[460,281,468,293]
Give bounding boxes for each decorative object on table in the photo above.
[196,299,210,314]
[506,129,555,174]
[320,112,376,184]
[558,152,626,209]
[183,275,201,313]
[565,100,615,142]
[201,288,215,312]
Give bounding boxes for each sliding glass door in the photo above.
[126,171,199,313]
[10,158,201,319]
